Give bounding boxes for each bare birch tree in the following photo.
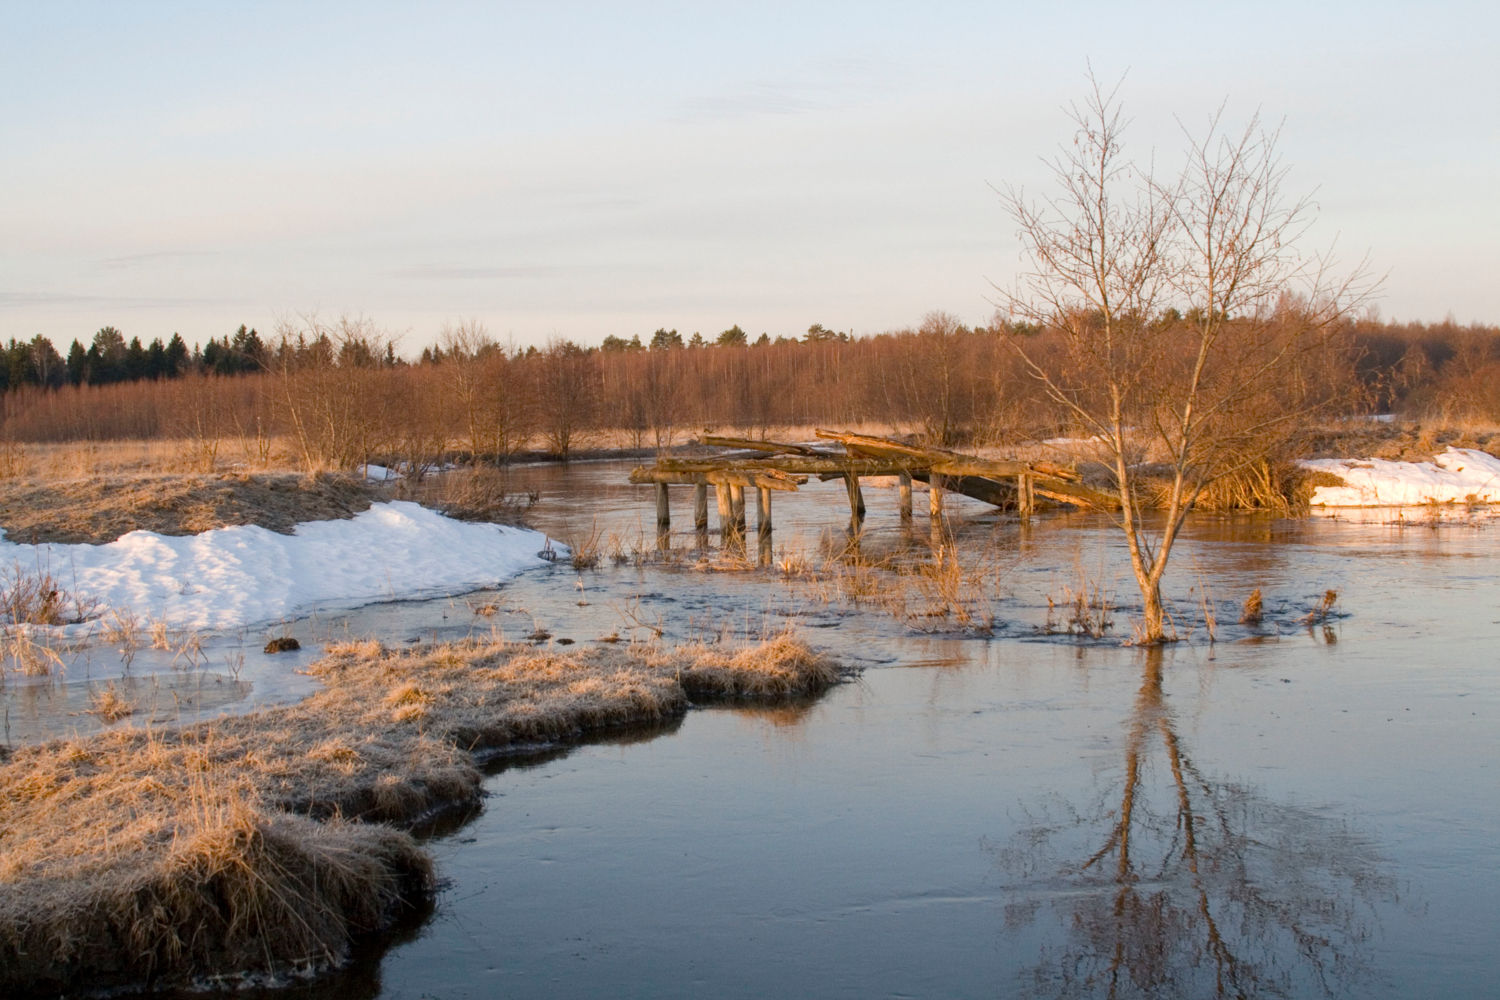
[997,76,1374,643]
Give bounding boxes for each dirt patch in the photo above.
[0,635,846,994]
[0,472,382,545]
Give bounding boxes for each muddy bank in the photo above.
[0,636,846,995]
[0,473,380,544]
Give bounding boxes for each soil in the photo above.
[0,472,384,545]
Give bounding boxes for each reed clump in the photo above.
[1240,588,1264,625]
[0,635,843,994]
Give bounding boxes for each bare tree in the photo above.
[438,317,499,461]
[997,76,1374,642]
[271,313,399,472]
[534,338,597,458]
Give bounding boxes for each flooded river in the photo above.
[13,461,1500,998]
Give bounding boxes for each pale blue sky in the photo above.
[2,2,1495,353]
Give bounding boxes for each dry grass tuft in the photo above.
[87,681,135,723]
[0,635,843,994]
[1304,588,1340,624]
[1240,588,1264,625]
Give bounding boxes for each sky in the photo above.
[2,2,1496,355]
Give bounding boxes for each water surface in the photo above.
[270,463,1500,998]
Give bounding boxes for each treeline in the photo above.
[1352,318,1500,419]
[0,312,1496,464]
[0,323,308,392]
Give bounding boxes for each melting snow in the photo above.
[1300,447,1500,506]
[1,501,555,632]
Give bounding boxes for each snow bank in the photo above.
[1300,448,1500,506]
[1,502,555,631]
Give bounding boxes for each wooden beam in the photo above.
[655,482,670,528]
[694,482,708,531]
[757,486,772,535]
[730,484,746,533]
[715,481,734,535]
[701,435,822,456]
[930,474,944,516]
[628,465,804,491]
[898,472,913,520]
[845,473,866,520]
[654,456,912,478]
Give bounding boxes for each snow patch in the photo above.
[1300,448,1500,506]
[360,463,401,481]
[1,502,555,631]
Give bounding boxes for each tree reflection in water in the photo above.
[991,649,1398,999]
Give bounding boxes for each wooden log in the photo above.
[899,472,913,519]
[694,482,709,531]
[815,429,1030,478]
[845,473,866,520]
[655,482,670,529]
[701,435,821,456]
[655,456,910,478]
[715,481,734,535]
[757,486,772,535]
[629,467,705,486]
[628,465,804,491]
[730,484,746,533]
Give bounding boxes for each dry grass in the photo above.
[1304,588,1340,624]
[782,533,1003,636]
[0,472,381,544]
[391,467,531,525]
[0,635,843,994]
[0,561,99,626]
[2,438,304,480]
[1240,588,1264,625]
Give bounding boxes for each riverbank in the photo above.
[0,634,846,995]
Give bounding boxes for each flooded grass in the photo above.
[0,635,846,995]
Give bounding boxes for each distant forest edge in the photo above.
[1,313,1498,456]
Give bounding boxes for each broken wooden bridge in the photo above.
[628,429,1117,540]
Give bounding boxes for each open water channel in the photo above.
[11,460,1500,998]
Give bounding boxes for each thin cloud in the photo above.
[99,250,221,270]
[0,289,222,310]
[675,57,906,124]
[393,265,564,280]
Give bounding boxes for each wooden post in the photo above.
[757,486,772,535]
[716,481,734,536]
[898,472,913,520]
[845,474,866,521]
[929,473,944,517]
[1018,473,1034,517]
[730,484,746,534]
[694,482,709,531]
[655,482,670,529]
